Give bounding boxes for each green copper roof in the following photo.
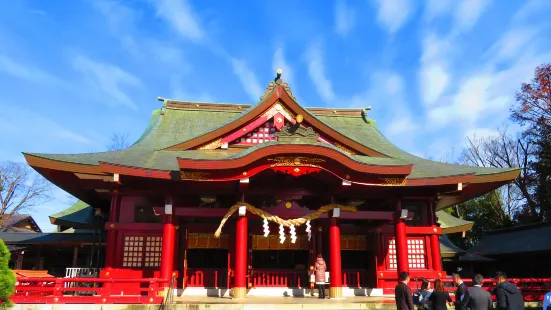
[25,94,518,180]
[49,200,103,229]
[436,211,474,234]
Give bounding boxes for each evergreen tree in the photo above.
[0,239,15,308]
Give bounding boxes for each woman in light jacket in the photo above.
[314,254,327,299]
[418,278,433,309]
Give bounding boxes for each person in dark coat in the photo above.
[314,254,327,299]
[429,279,453,310]
[461,274,492,310]
[395,272,415,310]
[494,271,525,310]
[453,273,468,310]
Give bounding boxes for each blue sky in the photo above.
[1,0,550,231]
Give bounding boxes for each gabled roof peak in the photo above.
[260,69,296,101]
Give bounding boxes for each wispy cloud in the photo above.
[423,0,453,21]
[71,54,141,109]
[155,0,204,41]
[305,42,336,103]
[229,58,263,102]
[373,0,414,34]
[272,47,294,87]
[418,34,452,106]
[335,0,356,38]
[0,54,66,86]
[453,0,492,32]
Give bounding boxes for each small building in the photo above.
[466,221,551,278]
[0,214,42,233]
[20,71,520,298]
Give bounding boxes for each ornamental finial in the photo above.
[275,68,282,82]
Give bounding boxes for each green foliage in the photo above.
[447,190,514,248]
[0,239,15,307]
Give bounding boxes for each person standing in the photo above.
[314,254,327,299]
[429,279,453,310]
[461,274,492,310]
[453,274,468,310]
[395,272,415,310]
[494,271,525,310]
[543,286,551,310]
[417,278,434,309]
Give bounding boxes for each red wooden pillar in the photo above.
[429,200,443,273]
[394,200,409,276]
[329,216,343,298]
[161,214,176,285]
[105,193,120,268]
[234,214,248,299]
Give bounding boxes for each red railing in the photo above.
[252,269,308,287]
[343,270,370,288]
[186,268,228,288]
[419,277,551,302]
[12,277,166,304]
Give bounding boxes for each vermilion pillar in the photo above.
[395,200,409,276]
[105,193,120,268]
[234,215,248,299]
[161,214,176,285]
[429,200,443,272]
[329,216,343,298]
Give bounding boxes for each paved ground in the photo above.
[172,295,397,309]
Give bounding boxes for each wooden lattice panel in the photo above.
[252,235,309,250]
[122,236,144,267]
[187,233,229,249]
[232,122,277,146]
[387,238,427,270]
[341,235,367,250]
[122,235,163,268]
[145,236,162,267]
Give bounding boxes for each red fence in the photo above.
[343,270,370,288]
[421,277,551,302]
[252,269,308,287]
[12,277,166,304]
[186,268,228,288]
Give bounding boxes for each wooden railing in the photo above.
[12,277,166,304]
[342,270,370,288]
[252,269,308,287]
[417,277,551,302]
[186,268,228,288]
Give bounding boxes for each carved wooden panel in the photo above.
[252,235,309,250]
[187,233,228,249]
[340,235,367,250]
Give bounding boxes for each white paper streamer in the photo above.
[279,224,286,244]
[290,224,297,244]
[263,218,270,237]
[306,220,311,241]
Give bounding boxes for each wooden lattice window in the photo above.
[122,235,163,268]
[387,238,427,270]
[123,236,144,267]
[232,122,277,146]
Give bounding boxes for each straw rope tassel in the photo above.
[214,202,357,238]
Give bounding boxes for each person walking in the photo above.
[461,274,492,310]
[417,278,434,309]
[494,271,525,310]
[453,274,468,310]
[429,279,453,310]
[395,272,415,310]
[314,254,327,299]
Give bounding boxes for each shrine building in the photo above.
[23,70,520,299]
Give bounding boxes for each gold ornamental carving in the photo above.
[380,177,407,186]
[199,138,223,150]
[180,171,211,181]
[334,142,357,155]
[267,156,325,167]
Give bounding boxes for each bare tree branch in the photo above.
[0,162,54,226]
